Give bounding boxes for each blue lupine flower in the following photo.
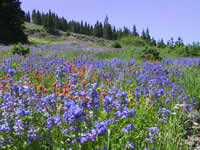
[0,123,10,132]
[123,123,135,133]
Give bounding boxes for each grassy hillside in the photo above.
[24,22,111,47]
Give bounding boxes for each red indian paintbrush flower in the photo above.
[38,85,43,90]
[52,82,57,88]
[81,80,87,86]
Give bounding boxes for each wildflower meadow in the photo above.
[0,44,199,150]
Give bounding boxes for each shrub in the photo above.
[66,32,71,36]
[10,42,30,55]
[120,36,145,47]
[141,47,162,61]
[111,41,122,48]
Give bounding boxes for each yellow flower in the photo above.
[146,97,150,102]
[96,88,101,91]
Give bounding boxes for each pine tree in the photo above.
[141,29,146,40]
[157,38,165,48]
[93,21,101,37]
[112,26,117,40]
[146,28,151,41]
[151,38,157,46]
[99,22,103,37]
[45,10,56,33]
[80,21,84,34]
[36,10,42,25]
[0,0,27,44]
[132,25,138,36]
[123,27,130,37]
[103,16,112,40]
[175,36,184,47]
[32,9,37,24]
[25,11,31,22]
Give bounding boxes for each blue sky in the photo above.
[21,0,200,44]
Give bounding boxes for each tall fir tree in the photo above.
[175,36,184,47]
[146,28,151,41]
[0,0,27,44]
[36,10,42,25]
[123,27,130,37]
[132,25,138,36]
[32,9,37,24]
[141,29,146,40]
[25,11,31,22]
[99,22,103,37]
[103,16,112,40]
[45,10,56,33]
[151,38,157,46]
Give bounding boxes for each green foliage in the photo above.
[120,36,145,47]
[111,41,122,48]
[65,32,71,36]
[10,42,30,55]
[0,0,27,44]
[168,42,200,57]
[140,47,162,60]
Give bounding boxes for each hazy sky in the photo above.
[21,0,200,44]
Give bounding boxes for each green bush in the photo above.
[66,32,71,36]
[169,44,200,57]
[111,41,122,48]
[141,47,162,60]
[10,42,30,55]
[120,36,145,47]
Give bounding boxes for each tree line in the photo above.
[25,9,188,49]
[25,10,165,46]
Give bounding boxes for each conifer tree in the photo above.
[0,0,27,44]
[99,22,103,37]
[151,38,157,46]
[93,21,101,37]
[103,16,112,40]
[132,25,138,36]
[146,28,151,41]
[32,9,37,24]
[45,10,56,33]
[175,36,184,47]
[141,29,146,40]
[123,27,130,37]
[25,11,31,22]
[36,10,42,25]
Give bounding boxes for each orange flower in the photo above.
[68,83,73,88]
[38,85,43,90]
[106,81,110,86]
[132,70,135,73]
[62,88,68,94]
[44,88,48,93]
[56,92,60,96]
[65,93,70,97]
[81,80,87,86]
[30,84,34,88]
[101,92,107,98]
[52,82,57,88]
[6,74,11,78]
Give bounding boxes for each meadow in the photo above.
[0,42,200,150]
